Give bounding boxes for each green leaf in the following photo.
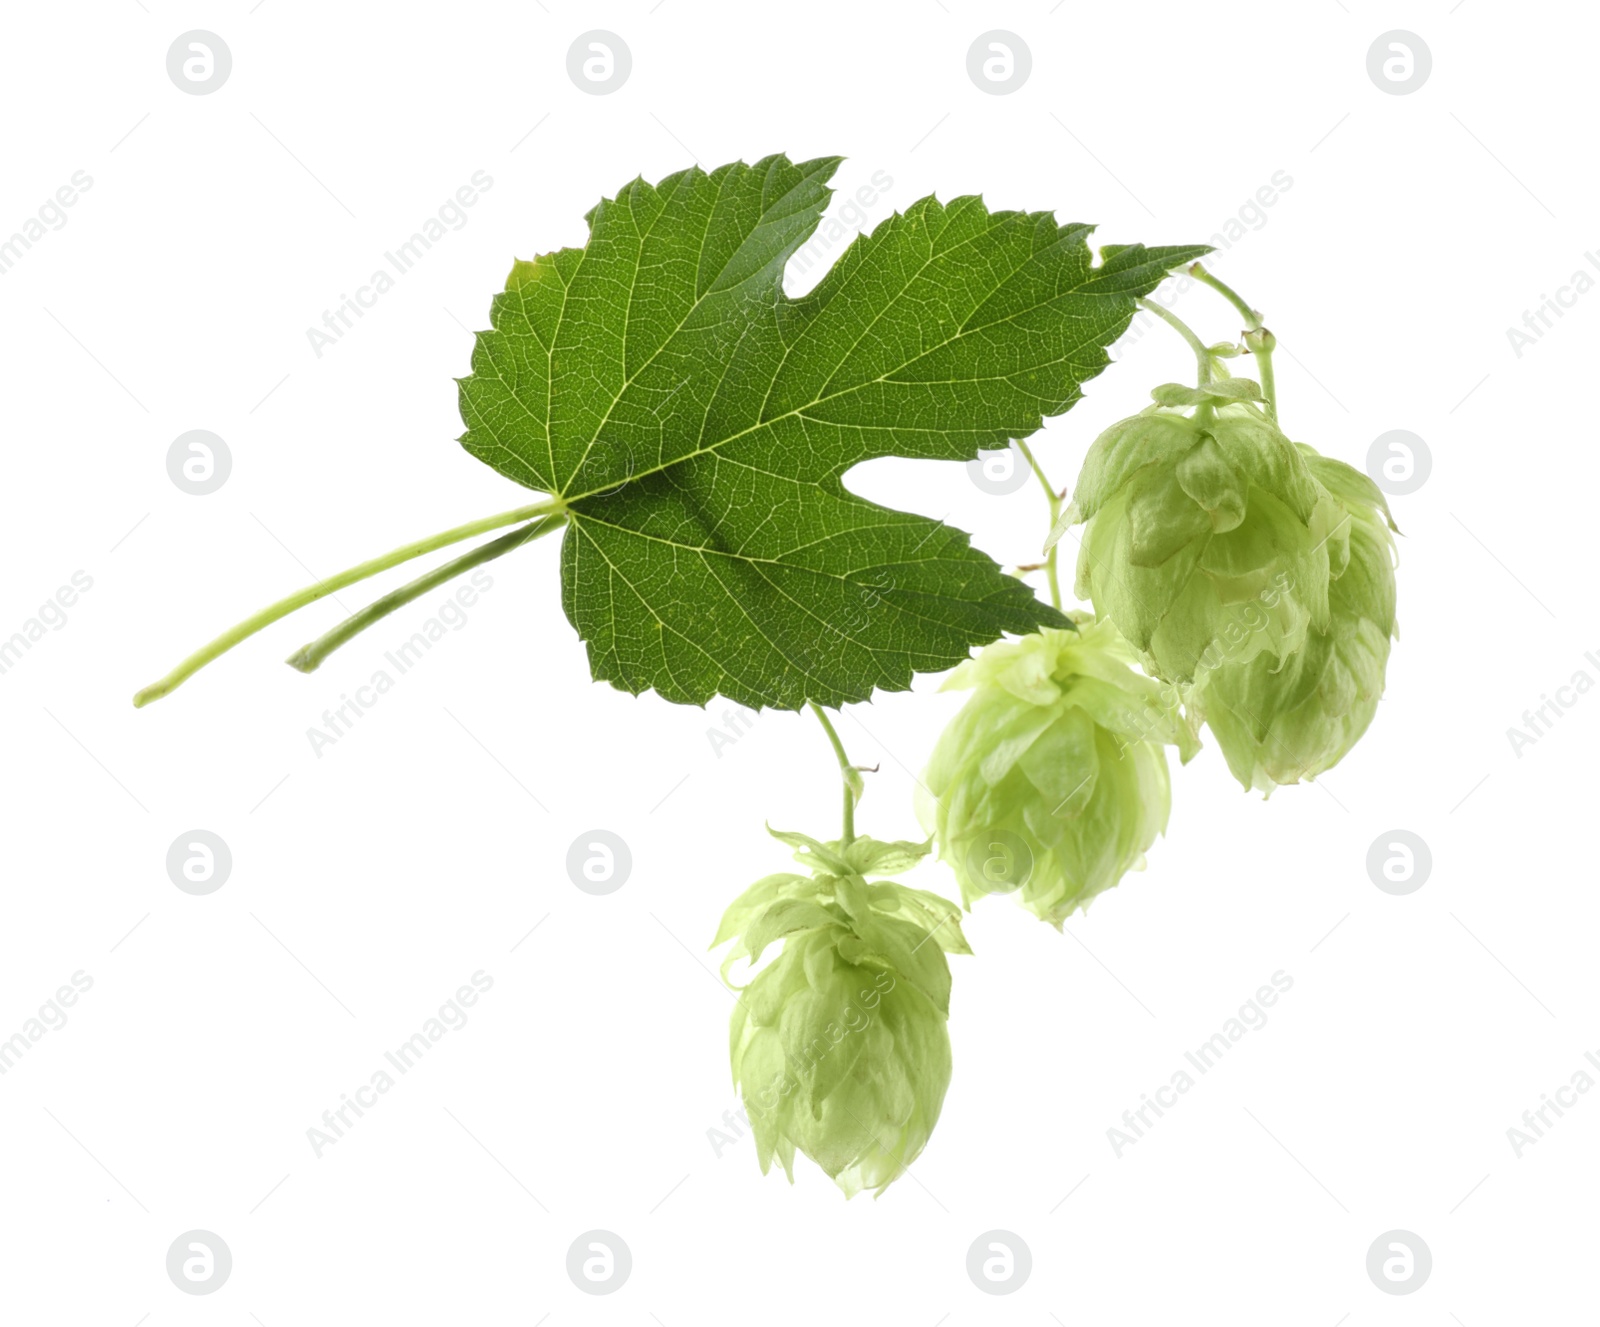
[458,153,1208,710]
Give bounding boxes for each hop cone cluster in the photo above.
[1057,377,1400,791]
[713,828,969,1197]
[1192,449,1399,792]
[917,616,1199,926]
[1060,380,1348,686]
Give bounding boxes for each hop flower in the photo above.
[713,829,969,1197]
[1191,450,1399,792]
[1056,381,1348,686]
[917,617,1199,926]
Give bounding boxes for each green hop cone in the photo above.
[917,616,1200,926]
[1053,379,1347,686]
[1191,449,1399,792]
[713,828,969,1197]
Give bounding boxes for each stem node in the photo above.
[1189,265,1279,424]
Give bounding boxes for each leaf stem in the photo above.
[1013,438,1062,611]
[1188,262,1278,424]
[1135,296,1212,387]
[807,701,855,846]
[132,498,563,707]
[286,514,566,674]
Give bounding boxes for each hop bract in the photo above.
[713,829,969,1197]
[1192,450,1399,792]
[917,617,1199,926]
[1055,380,1347,686]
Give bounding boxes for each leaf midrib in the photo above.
[561,273,1133,507]
[561,160,832,495]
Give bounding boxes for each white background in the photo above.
[1,1,1594,1321]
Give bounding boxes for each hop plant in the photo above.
[1191,450,1399,792]
[917,617,1199,926]
[713,829,969,1197]
[1055,380,1349,687]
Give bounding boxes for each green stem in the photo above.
[132,498,563,707]
[1136,296,1212,387]
[1188,263,1278,424]
[1187,263,1256,326]
[807,701,855,846]
[1013,438,1062,611]
[286,514,565,674]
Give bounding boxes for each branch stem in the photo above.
[1013,438,1062,611]
[286,514,565,674]
[1135,296,1212,387]
[1188,263,1278,424]
[807,701,855,846]
[132,498,562,707]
